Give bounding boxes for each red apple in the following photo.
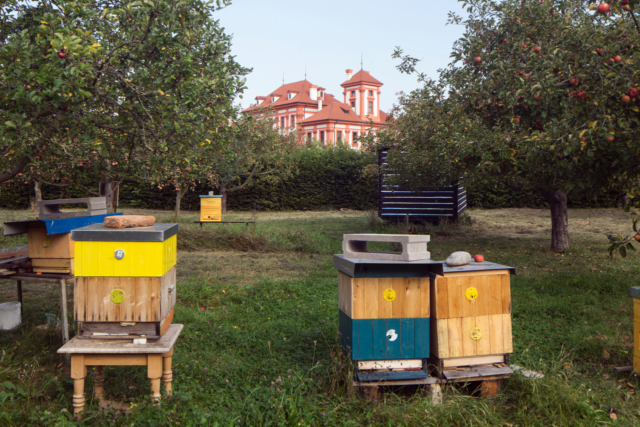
[614,55,622,63]
[622,95,631,103]
[570,77,579,86]
[534,94,542,101]
[605,135,615,142]
[474,254,485,262]
[58,52,65,58]
[474,56,482,63]
[534,46,541,52]
[596,48,603,56]
[628,87,638,97]
[597,3,610,14]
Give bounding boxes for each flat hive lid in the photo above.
[630,287,640,299]
[71,223,179,242]
[3,213,123,236]
[333,255,516,278]
[200,195,222,198]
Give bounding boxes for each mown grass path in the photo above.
[0,208,639,426]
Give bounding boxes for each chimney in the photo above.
[345,69,353,80]
[310,84,318,101]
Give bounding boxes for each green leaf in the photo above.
[4,121,16,129]
[620,245,627,258]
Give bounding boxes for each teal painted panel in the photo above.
[400,318,415,358]
[358,319,374,360]
[414,317,430,357]
[372,320,387,360]
[341,314,430,361]
[386,318,401,359]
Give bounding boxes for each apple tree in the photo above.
[378,0,640,251]
[0,0,248,210]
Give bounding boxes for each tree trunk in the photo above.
[540,189,570,252]
[174,186,188,221]
[103,176,114,213]
[220,182,228,214]
[32,180,42,212]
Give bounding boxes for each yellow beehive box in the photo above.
[200,195,222,222]
[430,264,515,360]
[71,223,178,277]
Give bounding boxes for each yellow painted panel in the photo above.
[75,237,176,277]
[201,198,221,207]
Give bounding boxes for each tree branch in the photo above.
[0,154,31,183]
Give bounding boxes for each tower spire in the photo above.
[304,66,307,80]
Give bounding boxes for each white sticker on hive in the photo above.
[386,329,398,342]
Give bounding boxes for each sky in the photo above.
[214,0,468,112]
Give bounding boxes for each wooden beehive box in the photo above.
[631,287,640,372]
[71,223,179,339]
[334,255,435,362]
[200,194,222,222]
[429,262,515,363]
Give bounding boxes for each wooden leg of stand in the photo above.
[162,348,174,395]
[480,380,500,398]
[59,279,69,345]
[148,354,162,402]
[93,366,104,401]
[70,355,87,417]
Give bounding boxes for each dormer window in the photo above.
[272,96,276,103]
[319,91,324,98]
[288,93,295,100]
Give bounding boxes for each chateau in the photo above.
[242,69,388,148]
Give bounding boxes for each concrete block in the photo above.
[342,234,430,261]
[38,198,107,220]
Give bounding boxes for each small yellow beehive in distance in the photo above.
[200,192,222,222]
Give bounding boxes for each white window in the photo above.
[291,115,296,127]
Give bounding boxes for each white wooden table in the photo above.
[57,324,183,416]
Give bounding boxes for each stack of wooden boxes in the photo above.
[2,198,115,275]
[71,222,178,340]
[334,234,516,390]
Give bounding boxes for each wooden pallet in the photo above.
[427,354,512,397]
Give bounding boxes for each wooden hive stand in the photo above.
[57,324,183,416]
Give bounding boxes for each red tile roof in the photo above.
[341,70,383,86]
[299,101,366,125]
[242,80,335,112]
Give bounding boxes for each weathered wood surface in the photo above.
[28,227,74,259]
[353,377,438,387]
[358,359,423,371]
[441,355,506,368]
[58,324,183,354]
[0,245,28,261]
[104,215,156,229]
[442,366,513,380]
[338,273,429,320]
[74,266,176,322]
[432,314,512,358]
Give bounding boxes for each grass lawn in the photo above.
[0,207,639,426]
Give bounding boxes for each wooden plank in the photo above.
[363,277,379,319]
[75,278,85,322]
[85,354,148,366]
[435,318,449,358]
[443,366,513,379]
[503,314,513,353]
[435,276,449,319]
[372,319,386,360]
[481,380,500,398]
[441,355,506,368]
[489,314,504,355]
[27,228,73,259]
[501,274,512,314]
[400,318,415,358]
[391,277,406,319]
[353,377,437,387]
[352,278,365,319]
[419,277,430,317]
[58,324,183,354]
[159,309,174,336]
[462,275,478,318]
[377,278,393,318]
[358,359,423,371]
[386,318,401,359]
[414,317,430,358]
[448,276,464,319]
[462,316,477,357]
[0,246,28,261]
[448,317,463,358]
[357,370,428,382]
[486,274,502,316]
[82,322,157,336]
[443,270,510,278]
[405,277,421,318]
[476,316,491,355]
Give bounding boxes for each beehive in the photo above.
[429,263,515,360]
[200,195,222,222]
[631,287,640,372]
[334,255,433,361]
[70,223,179,339]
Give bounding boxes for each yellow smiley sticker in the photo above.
[383,288,396,302]
[470,327,482,340]
[110,289,125,304]
[466,287,478,301]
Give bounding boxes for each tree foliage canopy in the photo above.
[0,0,248,186]
[375,0,640,250]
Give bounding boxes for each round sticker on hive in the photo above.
[386,329,398,342]
[470,327,482,340]
[383,288,396,302]
[110,289,125,304]
[43,235,52,248]
[114,249,125,260]
[466,287,478,301]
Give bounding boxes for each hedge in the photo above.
[0,147,622,211]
